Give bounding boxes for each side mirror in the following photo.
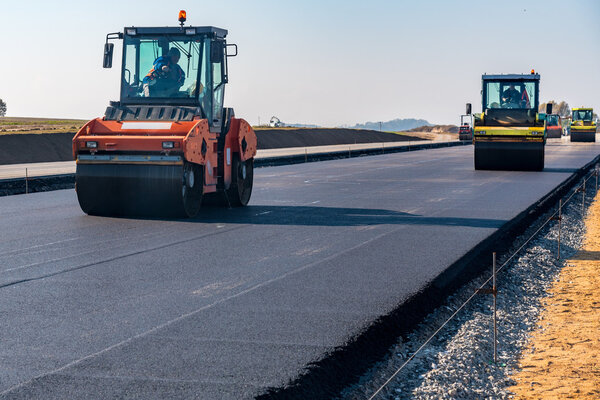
[226,43,238,57]
[466,103,472,115]
[103,43,114,69]
[211,41,224,64]
[546,103,553,115]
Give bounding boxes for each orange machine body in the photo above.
[73,117,256,194]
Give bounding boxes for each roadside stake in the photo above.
[25,168,28,194]
[493,252,497,365]
[476,252,498,364]
[551,199,562,259]
[582,181,586,214]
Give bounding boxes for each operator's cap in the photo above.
[168,47,181,57]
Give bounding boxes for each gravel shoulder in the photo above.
[341,176,599,400]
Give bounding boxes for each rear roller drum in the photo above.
[227,157,254,207]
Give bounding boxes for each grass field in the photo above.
[0,117,87,135]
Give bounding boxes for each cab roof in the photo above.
[482,73,540,81]
[572,107,593,111]
[124,26,228,38]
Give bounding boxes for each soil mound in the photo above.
[0,133,75,165]
[0,128,426,165]
[255,128,422,149]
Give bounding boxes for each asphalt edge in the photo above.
[255,154,600,400]
[0,141,468,197]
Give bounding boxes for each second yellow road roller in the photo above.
[570,107,596,142]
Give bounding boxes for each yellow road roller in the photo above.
[570,108,596,142]
[469,71,550,171]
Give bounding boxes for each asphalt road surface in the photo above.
[1,142,599,399]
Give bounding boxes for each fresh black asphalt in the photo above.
[0,143,598,399]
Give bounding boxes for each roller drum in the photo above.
[75,162,202,217]
[474,141,545,171]
[546,129,562,139]
[571,131,596,142]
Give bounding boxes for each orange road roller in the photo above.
[73,12,256,217]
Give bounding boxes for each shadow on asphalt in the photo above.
[191,205,507,228]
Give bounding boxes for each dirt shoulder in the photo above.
[403,124,460,142]
[509,194,600,399]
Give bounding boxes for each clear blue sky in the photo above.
[0,0,598,126]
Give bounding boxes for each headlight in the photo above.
[86,141,98,148]
[162,141,174,149]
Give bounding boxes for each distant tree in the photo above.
[539,100,570,118]
[0,98,6,117]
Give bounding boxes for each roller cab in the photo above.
[570,108,596,142]
[471,72,546,171]
[73,13,256,217]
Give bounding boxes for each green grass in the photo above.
[0,117,87,135]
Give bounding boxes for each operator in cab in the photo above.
[501,84,520,106]
[142,47,185,97]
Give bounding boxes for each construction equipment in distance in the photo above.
[545,113,562,138]
[458,110,473,141]
[468,71,550,171]
[570,107,596,142]
[269,116,284,127]
[73,11,257,217]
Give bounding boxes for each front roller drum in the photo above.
[546,129,562,139]
[75,162,203,217]
[474,141,545,171]
[571,131,596,142]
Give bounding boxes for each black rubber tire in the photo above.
[181,162,203,217]
[226,157,253,207]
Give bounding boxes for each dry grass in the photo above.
[396,130,459,141]
[0,117,87,135]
